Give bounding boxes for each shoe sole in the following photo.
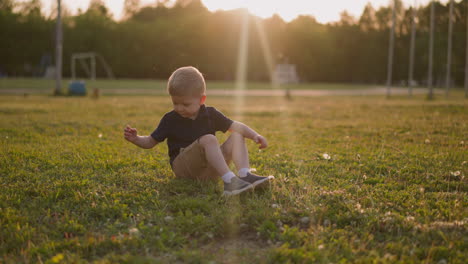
[223,184,254,196]
[252,175,274,187]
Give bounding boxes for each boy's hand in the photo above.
[254,135,268,149]
[124,125,138,143]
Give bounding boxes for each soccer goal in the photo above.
[71,52,114,80]
[274,63,299,84]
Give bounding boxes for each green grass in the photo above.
[0,78,384,93]
[0,94,467,263]
[0,78,166,91]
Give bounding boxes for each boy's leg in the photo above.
[221,132,272,187]
[198,134,254,196]
[220,131,249,170]
[198,134,231,176]
[172,141,219,181]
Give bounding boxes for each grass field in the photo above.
[0,93,466,263]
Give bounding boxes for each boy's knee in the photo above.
[230,131,244,141]
[198,134,218,146]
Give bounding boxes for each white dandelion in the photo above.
[128,228,140,237]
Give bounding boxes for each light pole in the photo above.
[445,0,454,98]
[408,0,417,97]
[465,0,468,99]
[386,0,396,98]
[54,0,63,95]
[427,0,435,100]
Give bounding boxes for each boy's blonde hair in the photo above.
[167,66,206,97]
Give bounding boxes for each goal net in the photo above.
[274,64,299,84]
[71,52,114,80]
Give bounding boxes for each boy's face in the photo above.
[171,95,206,119]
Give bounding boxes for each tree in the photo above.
[123,0,140,20]
[0,0,14,11]
[338,11,356,26]
[0,0,467,86]
[18,0,42,17]
[359,3,377,32]
[87,0,109,17]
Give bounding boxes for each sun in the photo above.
[202,0,306,22]
[201,0,406,24]
[201,0,348,23]
[40,0,406,24]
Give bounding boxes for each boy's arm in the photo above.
[124,125,159,149]
[228,121,268,149]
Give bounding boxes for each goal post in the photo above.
[71,52,114,80]
[274,63,299,84]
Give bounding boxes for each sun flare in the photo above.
[39,0,427,24]
[201,0,417,23]
[40,0,432,23]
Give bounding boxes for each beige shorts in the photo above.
[172,139,227,181]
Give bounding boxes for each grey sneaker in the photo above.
[241,172,272,187]
[223,177,253,196]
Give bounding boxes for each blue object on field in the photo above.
[69,81,86,96]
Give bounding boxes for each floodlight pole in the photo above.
[408,0,417,97]
[465,0,468,99]
[427,0,435,100]
[54,0,63,95]
[445,0,454,98]
[386,0,396,98]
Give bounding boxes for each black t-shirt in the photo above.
[151,105,233,165]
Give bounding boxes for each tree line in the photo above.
[0,0,467,86]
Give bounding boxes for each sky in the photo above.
[36,0,442,24]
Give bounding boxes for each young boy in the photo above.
[124,66,272,196]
